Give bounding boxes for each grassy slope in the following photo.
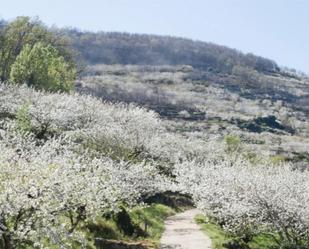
[86,204,175,248]
[195,214,277,249]
[195,214,231,249]
[130,204,176,246]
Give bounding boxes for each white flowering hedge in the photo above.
[175,150,309,247]
[0,84,172,248]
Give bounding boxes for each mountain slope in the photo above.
[77,64,309,164]
[65,29,279,73]
[64,30,309,114]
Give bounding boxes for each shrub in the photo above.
[10,42,76,92]
[0,16,75,82]
[224,135,241,153]
[15,103,32,134]
[175,157,309,248]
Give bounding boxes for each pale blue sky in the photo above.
[1,0,308,73]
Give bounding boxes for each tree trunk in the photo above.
[2,234,13,249]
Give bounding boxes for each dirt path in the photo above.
[160,209,212,249]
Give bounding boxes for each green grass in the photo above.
[195,214,231,249]
[249,233,278,249]
[85,204,175,248]
[195,214,278,249]
[130,204,176,244]
[87,217,124,240]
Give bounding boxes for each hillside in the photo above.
[77,64,309,164]
[1,22,307,114]
[0,17,309,249]
[61,30,309,113]
[68,31,309,164]
[66,29,279,73]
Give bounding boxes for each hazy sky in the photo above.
[1,0,308,73]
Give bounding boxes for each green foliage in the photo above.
[195,214,232,249]
[250,234,279,249]
[15,103,32,134]
[0,16,38,80]
[130,204,175,242]
[0,16,76,91]
[243,152,260,164]
[86,204,175,247]
[196,214,280,249]
[87,218,123,240]
[10,42,76,92]
[224,135,242,154]
[269,241,309,249]
[270,155,287,164]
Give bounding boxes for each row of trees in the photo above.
[64,29,279,74]
[0,17,280,76]
[0,83,173,248]
[175,141,309,249]
[0,16,76,92]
